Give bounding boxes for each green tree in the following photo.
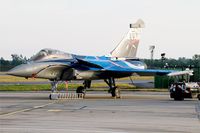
[11,54,27,66]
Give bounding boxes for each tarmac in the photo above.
[0,91,200,133]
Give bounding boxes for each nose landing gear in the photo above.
[49,80,59,100]
[48,78,121,99]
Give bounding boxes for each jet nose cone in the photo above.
[7,64,31,77]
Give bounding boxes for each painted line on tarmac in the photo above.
[0,127,122,133]
[47,109,63,112]
[0,101,56,117]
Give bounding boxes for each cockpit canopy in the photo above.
[128,59,148,69]
[30,48,73,61]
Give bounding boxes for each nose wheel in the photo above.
[49,81,59,100]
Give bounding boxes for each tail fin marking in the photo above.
[110,19,145,58]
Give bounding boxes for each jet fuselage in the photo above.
[8,49,147,80]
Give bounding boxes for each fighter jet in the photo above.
[7,19,192,99]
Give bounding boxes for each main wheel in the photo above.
[174,96,184,101]
[49,93,58,100]
[111,89,116,97]
[111,87,121,98]
[197,94,200,100]
[49,94,52,100]
[76,86,85,98]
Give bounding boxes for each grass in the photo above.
[0,83,135,91]
[119,76,154,81]
[0,75,48,82]
[0,82,167,92]
[0,84,52,91]
[0,75,162,92]
[0,75,153,83]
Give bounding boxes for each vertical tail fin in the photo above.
[110,19,145,58]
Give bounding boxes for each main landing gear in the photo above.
[49,80,91,100]
[104,77,121,98]
[48,78,121,99]
[76,80,91,98]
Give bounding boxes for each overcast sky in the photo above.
[0,0,200,60]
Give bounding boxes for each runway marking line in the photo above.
[47,109,63,112]
[0,127,120,133]
[0,101,56,117]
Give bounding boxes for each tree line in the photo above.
[0,54,28,71]
[143,54,200,69]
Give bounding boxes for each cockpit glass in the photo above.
[30,49,73,61]
[130,60,147,69]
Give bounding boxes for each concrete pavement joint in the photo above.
[0,127,122,133]
[70,105,87,112]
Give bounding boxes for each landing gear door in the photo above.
[61,68,76,80]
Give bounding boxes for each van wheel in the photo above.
[174,97,184,101]
[198,94,200,100]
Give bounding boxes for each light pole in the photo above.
[149,45,155,60]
